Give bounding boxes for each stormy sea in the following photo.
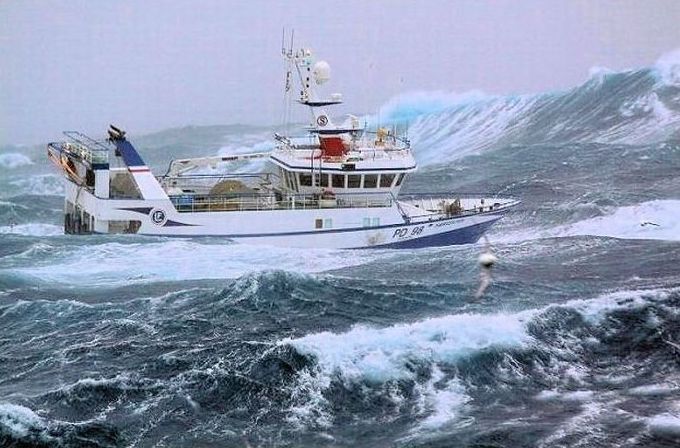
[1,53,680,447]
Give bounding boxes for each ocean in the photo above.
[1,54,679,447]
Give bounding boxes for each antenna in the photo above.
[281,28,285,55]
[281,28,296,136]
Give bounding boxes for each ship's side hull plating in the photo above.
[62,181,507,249]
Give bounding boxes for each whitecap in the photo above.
[0,223,63,236]
[413,367,470,430]
[546,199,680,242]
[655,48,680,87]
[0,403,45,438]
[282,311,533,384]
[497,200,680,244]
[535,389,594,402]
[3,240,383,287]
[376,90,490,124]
[628,383,678,396]
[647,413,680,438]
[0,152,33,169]
[9,174,64,196]
[280,286,674,429]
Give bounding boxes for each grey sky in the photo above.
[2,0,680,145]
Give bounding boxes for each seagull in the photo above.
[475,237,498,299]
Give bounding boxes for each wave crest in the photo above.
[0,153,33,169]
[0,403,44,438]
[279,288,675,431]
[370,60,680,165]
[377,90,490,124]
[654,48,680,87]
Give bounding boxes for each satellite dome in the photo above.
[313,60,331,85]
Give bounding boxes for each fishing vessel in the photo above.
[46,45,519,249]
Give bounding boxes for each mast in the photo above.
[281,31,343,135]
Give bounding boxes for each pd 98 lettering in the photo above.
[392,226,424,239]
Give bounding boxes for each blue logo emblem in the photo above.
[151,209,166,225]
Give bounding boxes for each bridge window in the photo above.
[348,174,361,188]
[395,173,405,186]
[320,174,330,188]
[299,173,313,187]
[332,174,345,188]
[380,173,395,188]
[364,174,378,188]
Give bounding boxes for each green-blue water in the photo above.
[1,62,679,447]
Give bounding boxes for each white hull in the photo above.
[63,181,511,249]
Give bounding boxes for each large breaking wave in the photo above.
[378,49,680,165]
[2,268,678,447]
[278,287,680,444]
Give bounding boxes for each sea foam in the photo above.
[497,200,680,244]
[280,287,672,429]
[655,48,680,87]
[0,223,63,236]
[548,200,680,242]
[377,90,489,124]
[0,153,33,169]
[0,403,45,438]
[647,413,680,438]
[4,240,383,287]
[282,311,532,383]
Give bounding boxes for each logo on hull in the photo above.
[150,209,167,225]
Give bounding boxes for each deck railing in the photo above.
[398,193,515,219]
[61,131,111,165]
[275,132,411,156]
[169,191,394,213]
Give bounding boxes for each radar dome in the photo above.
[313,60,331,85]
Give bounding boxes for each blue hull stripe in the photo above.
[372,218,499,249]
[148,214,504,238]
[93,217,501,247]
[132,216,501,248]
[118,206,508,238]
